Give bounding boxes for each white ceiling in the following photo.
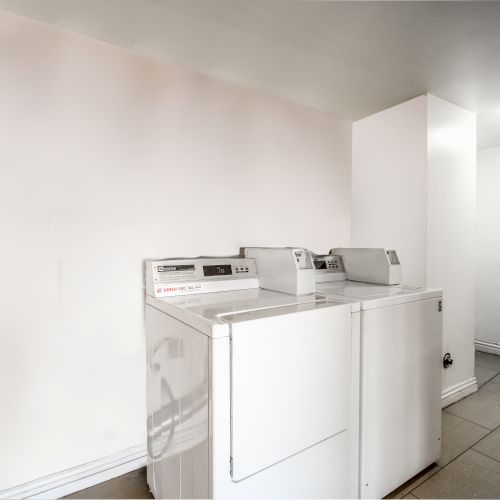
[1,0,500,148]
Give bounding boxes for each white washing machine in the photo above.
[314,249,443,499]
[145,254,360,499]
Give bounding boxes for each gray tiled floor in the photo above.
[63,467,152,499]
[484,380,500,396]
[475,364,500,387]
[437,412,489,467]
[67,351,500,500]
[474,351,500,372]
[474,426,500,462]
[445,386,500,429]
[413,449,500,499]
[388,350,500,499]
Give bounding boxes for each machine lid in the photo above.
[220,297,340,323]
[316,280,442,310]
[146,288,358,337]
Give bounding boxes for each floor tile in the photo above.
[492,373,500,384]
[64,468,153,499]
[385,464,441,498]
[476,351,500,371]
[446,387,500,429]
[483,380,500,396]
[473,426,500,463]
[413,449,500,499]
[475,365,500,387]
[441,410,463,432]
[438,414,489,467]
[403,495,418,499]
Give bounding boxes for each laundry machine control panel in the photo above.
[145,258,259,297]
[331,248,402,285]
[243,247,315,295]
[313,254,346,283]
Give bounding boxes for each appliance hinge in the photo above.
[438,300,443,312]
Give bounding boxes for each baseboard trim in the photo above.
[441,377,478,408]
[476,339,500,355]
[0,444,147,500]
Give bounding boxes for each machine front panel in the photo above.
[360,298,442,498]
[229,304,352,481]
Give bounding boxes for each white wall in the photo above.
[426,95,476,394]
[351,96,428,286]
[476,146,500,352]
[0,11,352,490]
[352,95,477,401]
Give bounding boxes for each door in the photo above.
[360,297,442,498]
[226,302,353,481]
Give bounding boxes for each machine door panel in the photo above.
[360,297,442,498]
[228,304,352,481]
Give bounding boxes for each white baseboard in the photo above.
[476,339,500,356]
[0,444,147,500]
[441,376,478,408]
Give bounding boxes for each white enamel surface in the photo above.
[360,299,442,498]
[210,317,360,499]
[228,305,352,481]
[317,282,443,497]
[146,307,210,499]
[146,293,360,498]
[317,280,441,310]
[146,289,349,337]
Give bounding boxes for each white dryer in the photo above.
[145,256,360,499]
[314,250,443,499]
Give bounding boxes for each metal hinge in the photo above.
[438,300,443,312]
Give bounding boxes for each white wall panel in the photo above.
[476,146,500,351]
[352,96,428,286]
[352,94,476,398]
[0,11,352,490]
[427,94,476,393]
